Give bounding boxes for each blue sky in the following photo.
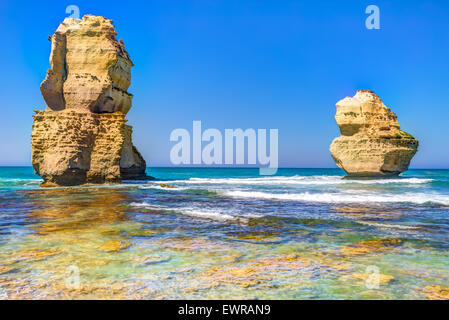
[0,0,448,167]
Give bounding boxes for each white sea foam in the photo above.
[0,178,42,183]
[130,202,255,222]
[139,185,188,191]
[0,178,42,181]
[357,221,421,230]
[154,176,433,186]
[130,201,157,208]
[223,190,449,206]
[181,209,239,222]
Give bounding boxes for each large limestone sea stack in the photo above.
[32,15,148,186]
[330,90,418,177]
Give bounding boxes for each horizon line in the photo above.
[0,165,448,170]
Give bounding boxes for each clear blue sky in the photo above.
[0,0,448,168]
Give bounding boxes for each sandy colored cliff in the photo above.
[330,90,418,177]
[32,15,148,186]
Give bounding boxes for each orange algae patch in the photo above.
[0,266,17,275]
[163,238,230,252]
[305,250,351,271]
[340,238,402,256]
[99,241,130,252]
[160,184,175,188]
[126,229,163,236]
[50,280,148,300]
[235,234,277,243]
[12,247,60,262]
[201,254,311,288]
[336,206,400,219]
[422,285,449,300]
[0,277,153,300]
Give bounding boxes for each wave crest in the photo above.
[223,190,449,206]
[156,176,433,186]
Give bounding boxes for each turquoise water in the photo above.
[0,167,448,299]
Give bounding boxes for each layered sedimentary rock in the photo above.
[32,15,148,186]
[40,15,133,114]
[330,90,418,177]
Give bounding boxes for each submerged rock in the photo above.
[340,238,402,257]
[99,240,131,252]
[160,183,175,188]
[32,15,149,186]
[422,285,449,300]
[330,90,418,177]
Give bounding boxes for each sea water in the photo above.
[0,167,448,299]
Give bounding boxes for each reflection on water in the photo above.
[0,168,448,299]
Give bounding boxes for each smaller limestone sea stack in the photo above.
[32,15,149,186]
[330,90,418,178]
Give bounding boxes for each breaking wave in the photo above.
[155,176,433,186]
[223,190,449,206]
[130,202,258,222]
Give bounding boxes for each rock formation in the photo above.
[330,90,418,177]
[32,15,149,186]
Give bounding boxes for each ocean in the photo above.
[0,167,448,299]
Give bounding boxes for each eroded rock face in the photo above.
[41,15,133,114]
[32,15,148,186]
[330,90,418,177]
